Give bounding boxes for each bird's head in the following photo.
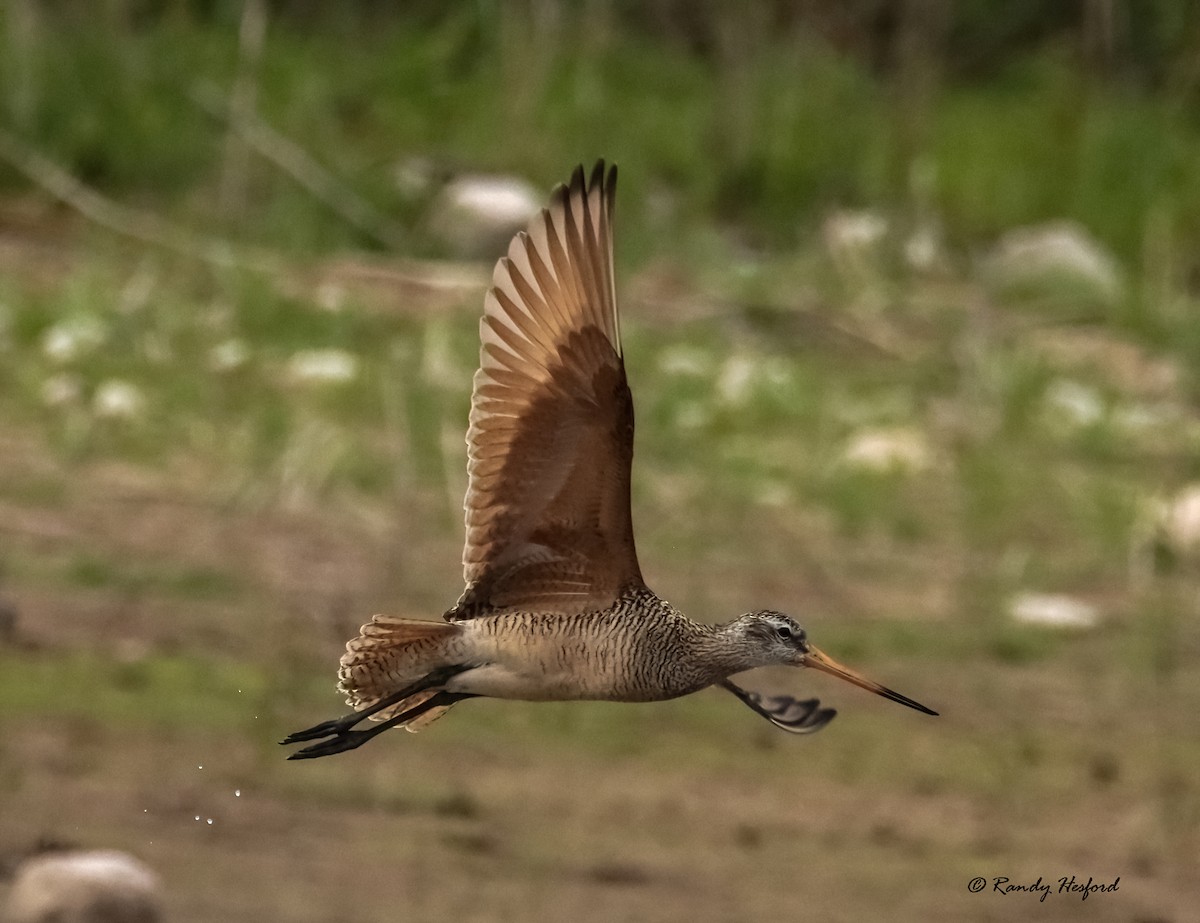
[732,610,938,716]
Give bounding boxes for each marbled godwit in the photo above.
[283,162,937,759]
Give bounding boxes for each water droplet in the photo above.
[194,815,200,821]
[197,764,204,770]
[206,818,214,825]
[234,789,241,797]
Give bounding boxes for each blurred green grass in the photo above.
[1,6,1199,919]
[3,4,1200,287]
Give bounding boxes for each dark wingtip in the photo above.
[591,159,616,190]
[569,162,587,194]
[588,159,606,190]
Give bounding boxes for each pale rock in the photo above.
[823,209,888,258]
[716,355,758,406]
[1161,484,1200,554]
[841,427,930,474]
[286,349,359,385]
[430,174,542,259]
[92,380,145,420]
[6,850,162,923]
[904,220,945,272]
[41,316,106,364]
[1009,593,1099,630]
[209,338,250,372]
[986,221,1123,304]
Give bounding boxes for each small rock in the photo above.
[716,355,758,406]
[1009,593,1099,630]
[841,427,930,474]
[430,174,542,259]
[823,209,888,259]
[209,338,250,373]
[904,220,945,273]
[986,221,1123,305]
[286,349,359,385]
[1160,484,1200,555]
[41,316,106,364]
[92,380,145,421]
[6,850,162,923]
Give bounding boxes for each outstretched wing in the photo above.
[449,161,644,619]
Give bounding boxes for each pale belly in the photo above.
[445,662,624,701]
[443,617,695,702]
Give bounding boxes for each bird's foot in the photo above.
[281,688,470,760]
[721,680,837,735]
[286,727,381,760]
[279,715,357,746]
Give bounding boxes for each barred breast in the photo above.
[449,591,715,702]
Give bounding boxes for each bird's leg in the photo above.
[286,691,475,760]
[280,664,466,746]
[720,680,837,735]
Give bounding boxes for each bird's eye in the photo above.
[775,625,792,640]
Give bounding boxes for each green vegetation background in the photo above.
[0,4,1198,922]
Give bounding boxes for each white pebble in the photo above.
[287,348,359,385]
[41,316,106,363]
[5,850,162,923]
[716,355,757,406]
[841,427,930,474]
[92,380,145,420]
[210,338,250,372]
[1161,484,1200,554]
[1009,593,1099,630]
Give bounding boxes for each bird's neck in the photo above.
[685,619,766,680]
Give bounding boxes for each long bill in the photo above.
[803,645,939,716]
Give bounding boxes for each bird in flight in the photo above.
[283,162,937,759]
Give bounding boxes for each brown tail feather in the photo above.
[337,616,462,727]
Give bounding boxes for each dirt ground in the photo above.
[5,722,1189,923]
[1,447,1196,923]
[0,217,1196,921]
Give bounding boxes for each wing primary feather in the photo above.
[456,161,642,620]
